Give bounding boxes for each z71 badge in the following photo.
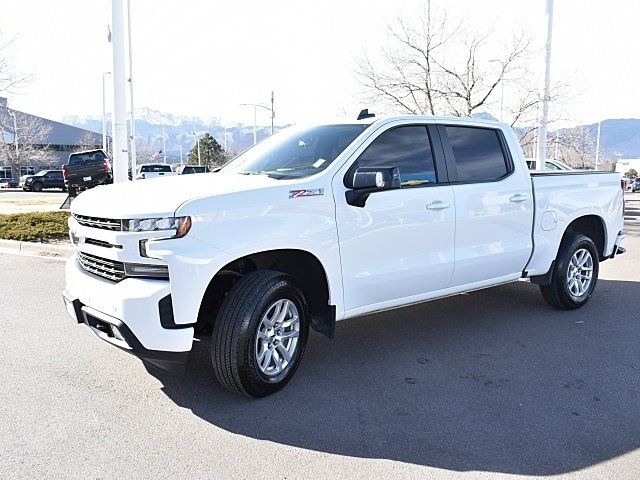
[289,189,324,198]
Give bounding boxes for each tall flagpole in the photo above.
[111,0,129,183]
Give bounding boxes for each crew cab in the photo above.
[62,149,113,196]
[62,116,625,398]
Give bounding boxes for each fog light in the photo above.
[110,325,125,341]
[124,263,169,278]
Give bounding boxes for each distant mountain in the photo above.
[64,108,640,162]
[63,107,280,162]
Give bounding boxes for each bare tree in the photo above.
[554,126,598,169]
[0,108,56,176]
[72,130,102,153]
[356,10,567,140]
[0,36,30,95]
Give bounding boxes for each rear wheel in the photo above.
[540,233,599,310]
[211,270,309,398]
[31,182,43,192]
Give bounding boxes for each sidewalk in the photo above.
[0,238,73,259]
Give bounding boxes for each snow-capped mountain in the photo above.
[63,107,282,162]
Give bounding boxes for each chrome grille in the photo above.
[77,252,125,282]
[73,214,122,231]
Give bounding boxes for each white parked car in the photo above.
[63,115,626,398]
[135,163,177,180]
[525,158,573,171]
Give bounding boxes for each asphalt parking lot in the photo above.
[0,195,638,480]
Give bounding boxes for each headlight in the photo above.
[123,216,191,238]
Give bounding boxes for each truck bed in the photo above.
[526,170,624,276]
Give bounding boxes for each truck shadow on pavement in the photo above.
[150,279,640,476]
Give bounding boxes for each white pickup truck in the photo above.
[62,115,625,398]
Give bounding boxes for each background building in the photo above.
[0,97,102,179]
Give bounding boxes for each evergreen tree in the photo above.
[188,133,227,166]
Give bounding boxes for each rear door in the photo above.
[334,123,456,313]
[438,124,534,286]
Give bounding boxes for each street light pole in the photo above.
[192,132,201,166]
[270,90,274,135]
[537,0,554,171]
[240,94,276,146]
[595,121,601,170]
[162,125,167,164]
[8,110,18,158]
[126,0,137,176]
[179,144,183,166]
[102,72,111,152]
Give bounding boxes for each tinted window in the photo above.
[354,126,436,187]
[445,126,509,182]
[69,152,105,164]
[140,165,172,173]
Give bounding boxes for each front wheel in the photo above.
[211,270,309,398]
[540,233,599,310]
[31,182,43,192]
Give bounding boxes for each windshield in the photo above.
[221,124,369,179]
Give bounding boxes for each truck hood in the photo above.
[70,173,280,218]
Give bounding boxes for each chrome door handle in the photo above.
[426,201,451,210]
[509,193,529,203]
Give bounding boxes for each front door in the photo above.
[334,124,456,313]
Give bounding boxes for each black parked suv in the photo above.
[632,178,640,193]
[22,170,66,192]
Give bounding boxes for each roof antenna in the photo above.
[357,109,375,120]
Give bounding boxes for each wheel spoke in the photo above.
[260,347,274,371]
[272,349,284,373]
[278,330,299,340]
[274,300,290,325]
[276,344,291,363]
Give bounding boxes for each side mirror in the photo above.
[346,166,400,207]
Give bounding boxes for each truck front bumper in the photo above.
[63,254,193,374]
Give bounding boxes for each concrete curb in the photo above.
[0,238,74,258]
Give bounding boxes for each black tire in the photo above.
[211,270,309,398]
[31,182,43,192]
[68,186,77,197]
[539,233,599,310]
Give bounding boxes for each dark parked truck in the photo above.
[62,149,113,196]
[22,170,66,192]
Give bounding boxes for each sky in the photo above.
[1,0,639,128]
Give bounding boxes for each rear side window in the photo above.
[354,126,436,187]
[445,126,509,182]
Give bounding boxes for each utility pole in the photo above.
[178,145,183,166]
[595,121,601,170]
[126,0,137,176]
[102,72,111,152]
[537,0,554,170]
[110,0,130,183]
